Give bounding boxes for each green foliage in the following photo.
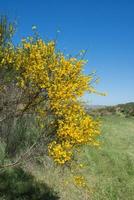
[4,116,41,157]
[87,102,134,117]
[0,15,15,47]
[0,142,6,164]
[117,102,134,117]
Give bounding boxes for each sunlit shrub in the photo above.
[0,18,101,166]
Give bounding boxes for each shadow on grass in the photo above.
[0,167,59,200]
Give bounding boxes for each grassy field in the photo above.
[25,115,134,200]
[84,115,134,200]
[0,115,134,200]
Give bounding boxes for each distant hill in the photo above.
[86,102,134,117]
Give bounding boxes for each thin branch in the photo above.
[0,133,44,170]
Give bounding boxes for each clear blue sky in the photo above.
[1,0,134,105]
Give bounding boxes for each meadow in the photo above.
[24,115,134,200]
[0,114,134,199]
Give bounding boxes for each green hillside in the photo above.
[87,102,134,117]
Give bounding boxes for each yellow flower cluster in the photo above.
[73,175,86,187]
[0,36,101,165]
[48,141,72,164]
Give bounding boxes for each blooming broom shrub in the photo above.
[0,24,101,165]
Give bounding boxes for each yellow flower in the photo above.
[73,175,86,187]
[1,35,101,165]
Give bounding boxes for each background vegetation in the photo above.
[86,102,134,118]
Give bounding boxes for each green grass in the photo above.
[1,115,134,199]
[26,115,134,200]
[84,115,134,200]
[0,168,59,200]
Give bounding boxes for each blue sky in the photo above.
[1,0,134,105]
